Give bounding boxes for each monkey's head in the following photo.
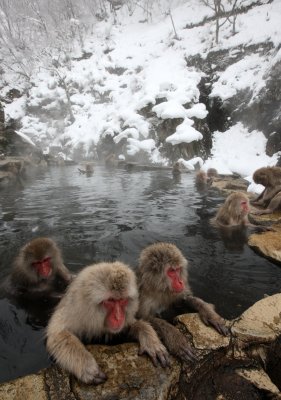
[196,170,208,185]
[207,168,218,178]
[225,192,250,218]
[139,242,188,294]
[21,237,61,280]
[85,262,138,334]
[253,167,270,186]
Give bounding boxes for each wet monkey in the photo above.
[195,168,218,189]
[5,237,73,299]
[214,192,250,227]
[46,262,169,384]
[172,162,182,178]
[137,243,228,363]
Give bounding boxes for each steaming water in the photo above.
[0,165,280,383]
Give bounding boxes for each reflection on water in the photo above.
[0,165,280,383]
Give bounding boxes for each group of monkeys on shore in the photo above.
[1,165,280,385]
[195,165,281,228]
[1,237,228,384]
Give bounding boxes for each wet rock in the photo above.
[1,295,281,399]
[72,343,181,400]
[211,175,249,194]
[176,313,230,350]
[231,293,281,344]
[0,372,47,400]
[248,221,281,264]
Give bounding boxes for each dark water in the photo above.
[0,165,280,383]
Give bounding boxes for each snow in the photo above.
[2,0,281,193]
[166,119,203,145]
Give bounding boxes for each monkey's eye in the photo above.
[241,201,247,205]
[102,298,129,308]
[167,267,181,277]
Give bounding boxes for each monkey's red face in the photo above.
[32,257,52,278]
[240,200,249,214]
[166,266,185,293]
[102,298,128,332]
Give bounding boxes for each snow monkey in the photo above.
[214,192,251,227]
[251,166,281,214]
[46,261,170,384]
[195,168,218,189]
[137,243,228,363]
[5,237,73,299]
[172,162,182,178]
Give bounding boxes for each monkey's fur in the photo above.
[46,261,169,384]
[8,237,72,298]
[214,192,250,227]
[137,243,228,363]
[172,162,181,177]
[251,166,281,214]
[195,168,217,189]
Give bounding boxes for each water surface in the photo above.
[0,165,280,383]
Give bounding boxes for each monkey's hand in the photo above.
[200,308,229,336]
[185,296,229,336]
[130,320,170,368]
[151,318,197,363]
[80,358,107,385]
[138,340,170,369]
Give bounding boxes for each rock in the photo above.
[72,343,181,400]
[231,293,281,344]
[211,175,250,194]
[176,313,230,350]
[0,372,47,400]
[248,222,281,264]
[1,295,281,399]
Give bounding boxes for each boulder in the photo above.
[1,295,281,399]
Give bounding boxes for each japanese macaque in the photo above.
[46,261,169,384]
[214,192,250,227]
[207,168,218,179]
[105,153,118,168]
[6,237,73,299]
[137,243,228,363]
[78,163,94,176]
[251,166,281,214]
[195,168,218,189]
[172,162,181,178]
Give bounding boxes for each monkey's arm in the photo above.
[149,317,196,363]
[47,321,107,384]
[182,295,229,336]
[129,319,170,368]
[251,186,281,207]
[250,188,266,205]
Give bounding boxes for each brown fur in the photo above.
[214,192,250,227]
[137,243,228,362]
[105,153,118,167]
[46,261,169,384]
[207,168,218,178]
[195,168,217,189]
[10,237,72,298]
[172,162,181,177]
[251,166,281,212]
[78,163,94,175]
[195,170,208,186]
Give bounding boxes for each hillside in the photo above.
[1,0,280,180]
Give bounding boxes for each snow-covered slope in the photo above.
[3,0,281,179]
